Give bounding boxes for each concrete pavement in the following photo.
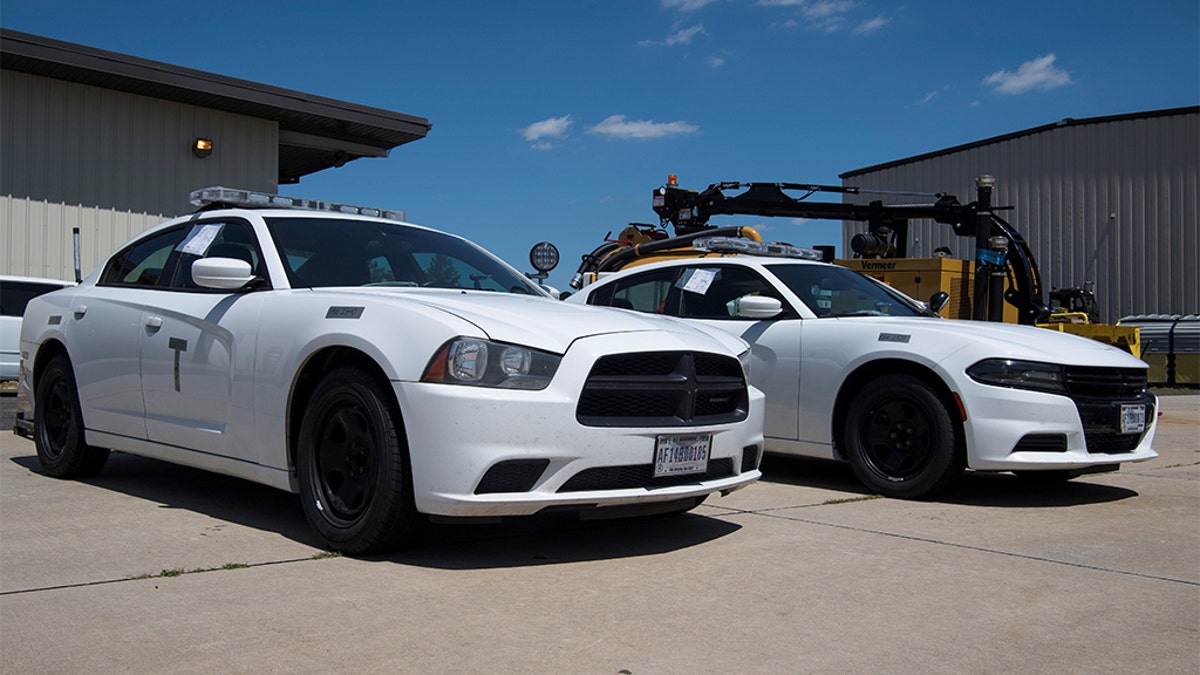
[2,393,1197,673]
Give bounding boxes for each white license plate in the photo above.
[654,433,711,477]
[1120,404,1146,434]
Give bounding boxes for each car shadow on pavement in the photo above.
[756,454,872,494]
[939,470,1139,507]
[9,451,743,567]
[756,454,1139,507]
[10,450,319,545]
[385,512,742,570]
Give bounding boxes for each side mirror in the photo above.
[193,257,255,290]
[927,291,950,315]
[729,294,783,319]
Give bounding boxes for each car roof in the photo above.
[592,254,828,281]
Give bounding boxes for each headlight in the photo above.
[422,337,561,390]
[966,359,1067,394]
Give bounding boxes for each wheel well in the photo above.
[30,339,70,393]
[831,359,962,460]
[287,347,400,476]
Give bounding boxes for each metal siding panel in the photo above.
[3,71,277,217]
[845,110,1198,320]
[3,71,279,281]
[1,196,161,280]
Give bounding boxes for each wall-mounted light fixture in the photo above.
[193,137,213,158]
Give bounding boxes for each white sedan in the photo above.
[566,249,1158,498]
[16,188,763,554]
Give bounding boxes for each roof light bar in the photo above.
[189,186,405,220]
[693,236,824,261]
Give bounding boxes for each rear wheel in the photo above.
[297,366,417,554]
[843,373,963,499]
[34,355,110,478]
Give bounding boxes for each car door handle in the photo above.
[72,305,87,318]
[145,316,163,330]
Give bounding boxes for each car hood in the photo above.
[836,316,1147,368]
[334,289,745,355]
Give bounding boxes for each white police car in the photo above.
[16,188,764,553]
[567,244,1158,498]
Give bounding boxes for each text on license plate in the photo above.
[1120,404,1146,434]
[654,433,711,477]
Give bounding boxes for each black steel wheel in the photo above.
[34,355,110,478]
[843,373,964,499]
[297,366,416,554]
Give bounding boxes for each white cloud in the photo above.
[641,24,707,47]
[588,115,700,140]
[853,14,890,35]
[982,54,1073,95]
[707,55,726,67]
[917,90,938,105]
[760,0,858,32]
[803,0,857,20]
[521,115,573,149]
[662,0,720,11]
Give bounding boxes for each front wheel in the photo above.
[34,355,110,478]
[843,373,964,499]
[297,366,417,555]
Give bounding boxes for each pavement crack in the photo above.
[0,556,325,597]
[739,508,1200,587]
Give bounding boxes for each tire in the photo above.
[34,355,110,478]
[843,373,964,499]
[297,366,417,554]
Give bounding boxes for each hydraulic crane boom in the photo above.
[648,176,1051,324]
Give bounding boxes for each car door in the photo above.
[587,264,804,444]
[70,227,199,440]
[138,219,268,460]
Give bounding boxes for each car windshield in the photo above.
[765,262,932,318]
[266,217,540,294]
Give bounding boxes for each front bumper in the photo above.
[959,382,1158,471]
[393,339,765,517]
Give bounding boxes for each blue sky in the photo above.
[4,1,1198,290]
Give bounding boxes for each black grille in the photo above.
[475,459,550,494]
[558,458,736,492]
[1013,434,1068,453]
[1064,367,1147,397]
[741,444,761,472]
[576,351,748,427]
[1084,433,1145,454]
[1072,391,1156,455]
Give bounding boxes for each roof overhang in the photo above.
[0,28,432,183]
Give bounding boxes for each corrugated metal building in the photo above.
[1,29,431,282]
[840,107,1199,322]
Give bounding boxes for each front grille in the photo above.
[1070,388,1156,455]
[741,444,762,472]
[1048,366,1154,456]
[558,458,736,492]
[576,351,748,427]
[475,459,550,494]
[1012,434,1068,453]
[1084,433,1144,454]
[1064,367,1147,397]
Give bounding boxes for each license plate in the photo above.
[1120,404,1146,434]
[653,433,711,477]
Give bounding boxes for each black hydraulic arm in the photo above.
[650,179,1050,324]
